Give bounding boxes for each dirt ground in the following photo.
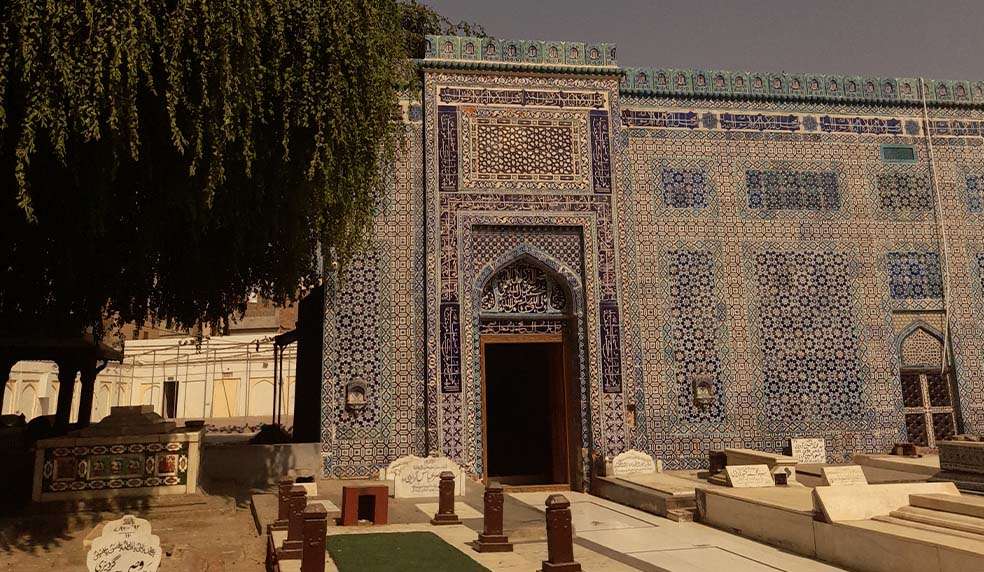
[0,484,266,572]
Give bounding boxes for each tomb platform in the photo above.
[706,448,800,486]
[853,452,941,477]
[696,479,984,572]
[591,470,703,521]
[31,405,203,503]
[929,440,984,493]
[796,462,929,487]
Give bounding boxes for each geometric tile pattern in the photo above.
[665,250,726,422]
[746,170,840,211]
[322,35,984,481]
[752,250,866,427]
[966,174,983,212]
[887,252,943,299]
[662,169,710,209]
[876,171,934,216]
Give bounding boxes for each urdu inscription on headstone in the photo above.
[86,515,161,572]
[383,455,465,498]
[820,465,868,486]
[610,449,662,476]
[725,464,775,488]
[790,438,827,464]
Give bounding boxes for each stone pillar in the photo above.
[280,485,307,558]
[540,494,580,572]
[54,360,80,431]
[76,359,97,427]
[474,482,512,553]
[301,503,328,572]
[430,471,461,525]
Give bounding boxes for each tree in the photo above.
[0,1,408,338]
[398,1,487,59]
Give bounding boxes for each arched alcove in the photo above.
[896,323,956,447]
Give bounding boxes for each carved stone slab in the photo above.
[725,464,775,488]
[790,438,827,464]
[87,515,161,572]
[610,449,662,476]
[939,441,984,475]
[383,455,465,498]
[821,465,868,486]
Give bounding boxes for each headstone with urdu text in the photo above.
[610,449,662,476]
[820,465,868,486]
[384,455,465,498]
[790,438,827,464]
[86,515,161,572]
[725,464,775,488]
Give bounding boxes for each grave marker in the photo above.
[821,465,869,486]
[790,438,827,464]
[383,455,465,498]
[86,515,161,572]
[610,449,662,476]
[725,464,775,488]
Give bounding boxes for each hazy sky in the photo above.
[423,0,984,80]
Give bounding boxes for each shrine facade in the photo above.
[320,35,984,486]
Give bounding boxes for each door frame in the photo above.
[479,333,572,485]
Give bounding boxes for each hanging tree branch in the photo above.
[0,0,405,336]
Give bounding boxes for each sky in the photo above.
[423,0,984,80]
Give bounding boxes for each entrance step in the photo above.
[910,492,984,519]
[888,505,984,536]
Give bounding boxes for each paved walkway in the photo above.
[507,491,847,572]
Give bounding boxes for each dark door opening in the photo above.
[483,339,569,486]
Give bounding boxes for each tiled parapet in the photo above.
[423,35,617,70]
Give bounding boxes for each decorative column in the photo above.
[430,471,461,525]
[301,503,328,572]
[474,482,512,552]
[540,494,581,572]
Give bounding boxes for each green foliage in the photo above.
[0,0,406,336]
[398,1,487,59]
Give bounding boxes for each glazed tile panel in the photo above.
[321,35,984,479]
[621,98,984,469]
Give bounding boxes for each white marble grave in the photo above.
[381,455,465,498]
[821,465,868,486]
[87,515,162,572]
[725,464,775,488]
[790,438,827,464]
[610,449,663,476]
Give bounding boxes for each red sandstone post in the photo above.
[273,478,294,530]
[431,471,461,525]
[301,503,328,572]
[282,485,308,556]
[474,482,512,552]
[540,494,581,572]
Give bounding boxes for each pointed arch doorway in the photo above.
[898,324,959,447]
[478,256,579,487]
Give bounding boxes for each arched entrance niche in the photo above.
[896,322,958,447]
[474,247,585,487]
